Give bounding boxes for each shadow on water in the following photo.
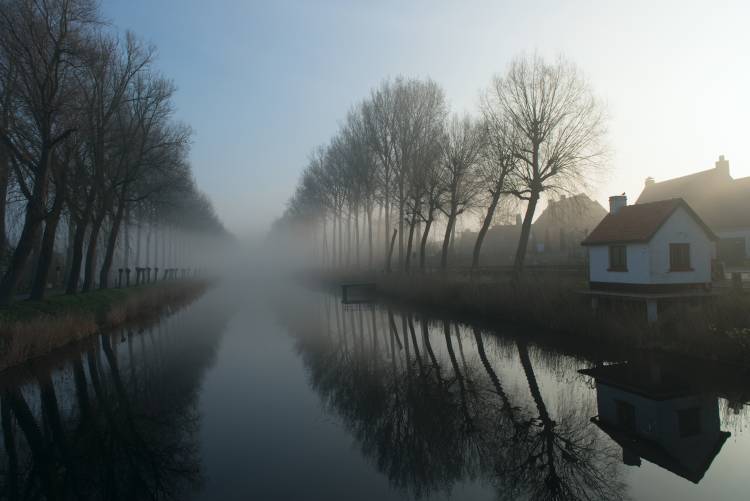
[282,291,750,500]
[0,289,234,500]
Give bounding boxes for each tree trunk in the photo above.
[331,214,337,268]
[512,191,540,281]
[398,183,404,269]
[82,210,106,292]
[66,217,88,294]
[440,207,457,270]
[99,199,126,289]
[384,176,391,261]
[354,207,360,268]
[405,200,420,271]
[123,206,130,269]
[346,208,352,268]
[322,217,328,268]
[419,212,433,270]
[29,204,63,300]
[135,217,141,267]
[386,229,397,273]
[0,148,51,304]
[367,205,373,269]
[472,190,502,269]
[0,144,9,252]
[63,217,75,287]
[338,210,344,268]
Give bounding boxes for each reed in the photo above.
[308,270,750,366]
[0,281,210,372]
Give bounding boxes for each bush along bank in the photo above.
[0,280,211,372]
[308,270,750,368]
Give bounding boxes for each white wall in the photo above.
[589,243,650,283]
[648,206,713,284]
[588,206,713,285]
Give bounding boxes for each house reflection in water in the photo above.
[581,359,731,484]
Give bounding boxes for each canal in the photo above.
[0,281,749,500]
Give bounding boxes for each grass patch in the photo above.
[0,280,210,372]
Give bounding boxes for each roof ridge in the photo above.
[647,166,731,186]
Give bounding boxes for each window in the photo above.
[678,407,701,437]
[670,243,691,271]
[608,245,627,271]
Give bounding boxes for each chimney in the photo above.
[645,177,655,187]
[715,155,730,177]
[609,194,627,215]
[515,214,522,226]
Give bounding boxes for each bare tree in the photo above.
[0,0,99,303]
[490,54,605,279]
[391,78,446,269]
[471,109,518,269]
[362,83,396,262]
[437,115,484,270]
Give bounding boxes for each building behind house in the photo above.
[455,193,606,266]
[637,155,750,266]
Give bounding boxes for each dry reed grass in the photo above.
[0,280,209,372]
[310,269,750,366]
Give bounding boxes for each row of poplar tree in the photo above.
[0,0,226,304]
[277,53,606,276]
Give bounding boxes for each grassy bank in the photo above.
[309,270,750,367]
[0,280,210,372]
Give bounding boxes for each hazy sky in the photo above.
[101,0,750,236]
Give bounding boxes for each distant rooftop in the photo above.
[637,156,750,230]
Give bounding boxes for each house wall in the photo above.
[647,206,713,284]
[588,243,650,284]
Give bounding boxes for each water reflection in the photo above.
[288,296,628,500]
[1,286,749,500]
[583,358,732,484]
[0,295,229,500]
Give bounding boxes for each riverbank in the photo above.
[307,270,750,367]
[0,280,210,372]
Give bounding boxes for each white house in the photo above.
[581,195,717,293]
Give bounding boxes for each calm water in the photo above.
[1,281,749,500]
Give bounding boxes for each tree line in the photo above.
[277,53,606,278]
[0,0,226,304]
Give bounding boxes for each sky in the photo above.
[101,0,750,237]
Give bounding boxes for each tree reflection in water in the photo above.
[289,296,626,500]
[0,298,228,500]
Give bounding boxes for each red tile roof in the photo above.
[581,198,717,246]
